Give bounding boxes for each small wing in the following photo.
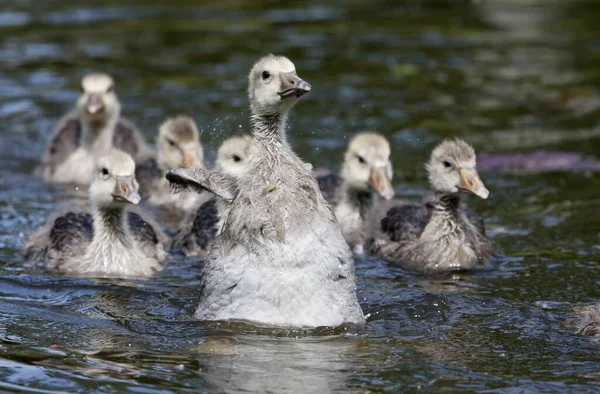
[39,212,94,270]
[380,203,432,243]
[112,117,153,162]
[36,112,82,180]
[135,157,159,200]
[464,208,487,237]
[190,199,219,250]
[316,172,341,205]
[127,210,168,264]
[127,211,163,248]
[49,212,94,252]
[171,199,219,257]
[166,168,238,201]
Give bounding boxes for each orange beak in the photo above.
[181,148,204,169]
[369,167,395,200]
[457,168,489,199]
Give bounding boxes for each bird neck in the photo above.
[250,111,290,150]
[81,110,120,153]
[431,192,462,221]
[91,205,132,247]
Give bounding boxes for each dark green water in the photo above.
[1,0,600,392]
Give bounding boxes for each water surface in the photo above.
[2,1,600,392]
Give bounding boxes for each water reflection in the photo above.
[196,334,356,393]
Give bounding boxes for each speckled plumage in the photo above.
[24,150,167,278]
[316,172,341,205]
[576,305,600,336]
[171,135,255,258]
[35,73,152,185]
[167,55,365,327]
[368,139,492,273]
[316,133,394,252]
[140,116,206,209]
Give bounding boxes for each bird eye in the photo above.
[106,84,114,93]
[357,155,366,164]
[80,85,85,93]
[443,161,451,168]
[232,155,242,162]
[167,139,176,147]
[262,71,270,80]
[101,168,109,175]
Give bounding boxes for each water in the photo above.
[1,0,600,392]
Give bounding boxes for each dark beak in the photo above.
[278,73,312,99]
[112,175,141,204]
[86,94,104,114]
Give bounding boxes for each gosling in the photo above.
[166,54,365,328]
[23,149,167,278]
[137,116,206,209]
[317,132,394,253]
[368,138,492,273]
[171,134,255,257]
[36,73,152,185]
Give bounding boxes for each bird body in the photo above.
[316,132,394,253]
[24,150,166,278]
[167,55,365,327]
[36,74,152,185]
[171,134,255,258]
[198,135,363,326]
[139,116,206,209]
[369,139,492,273]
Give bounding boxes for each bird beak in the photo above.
[369,166,395,200]
[181,148,204,169]
[457,168,489,199]
[86,94,104,114]
[113,175,141,204]
[278,73,312,99]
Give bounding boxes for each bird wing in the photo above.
[127,211,163,249]
[171,198,219,256]
[36,112,82,179]
[316,172,341,205]
[112,117,154,162]
[49,212,94,252]
[134,156,159,200]
[166,168,238,201]
[380,203,432,243]
[464,208,487,237]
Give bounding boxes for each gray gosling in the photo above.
[576,305,600,336]
[138,116,205,209]
[317,132,394,253]
[167,54,366,328]
[171,134,255,258]
[23,149,167,278]
[368,138,492,273]
[36,73,152,185]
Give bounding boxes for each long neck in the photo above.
[91,205,132,247]
[81,111,119,152]
[250,111,289,150]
